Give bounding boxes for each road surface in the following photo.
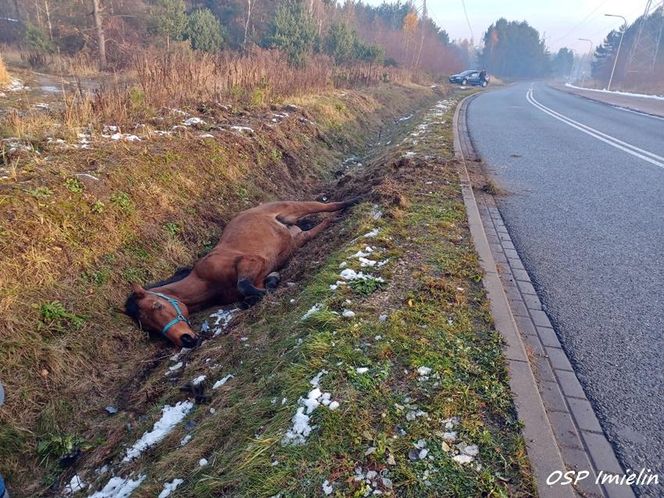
[467,82,664,491]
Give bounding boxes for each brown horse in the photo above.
[125,199,358,347]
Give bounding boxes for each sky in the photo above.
[360,0,648,53]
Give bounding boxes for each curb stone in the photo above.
[453,93,636,498]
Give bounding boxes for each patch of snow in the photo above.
[356,367,369,374]
[442,431,457,442]
[301,303,323,320]
[452,454,474,464]
[363,228,380,238]
[342,309,356,318]
[183,117,205,126]
[199,458,209,467]
[212,374,234,389]
[398,114,414,122]
[158,478,184,498]
[192,375,206,386]
[310,370,327,386]
[7,78,26,92]
[180,434,192,446]
[230,125,254,133]
[371,205,383,220]
[199,133,214,139]
[209,308,238,336]
[64,474,87,494]
[282,372,339,445]
[322,480,334,495]
[122,401,194,462]
[358,257,377,267]
[87,475,145,498]
[168,362,183,373]
[417,366,432,378]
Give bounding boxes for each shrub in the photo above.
[324,22,355,64]
[266,0,317,66]
[150,0,187,46]
[186,9,223,52]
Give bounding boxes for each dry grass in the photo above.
[0,54,10,86]
[0,82,439,495]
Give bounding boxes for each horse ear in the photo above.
[131,283,146,299]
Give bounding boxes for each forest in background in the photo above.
[0,0,469,77]
[591,6,664,90]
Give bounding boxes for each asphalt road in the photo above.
[467,82,664,488]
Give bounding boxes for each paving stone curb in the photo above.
[453,93,636,498]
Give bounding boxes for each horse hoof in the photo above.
[266,272,281,290]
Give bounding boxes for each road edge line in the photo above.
[453,93,575,498]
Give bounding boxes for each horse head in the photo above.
[125,284,199,348]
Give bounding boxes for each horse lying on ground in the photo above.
[125,199,359,347]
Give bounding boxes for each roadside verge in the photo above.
[550,83,664,119]
[454,93,635,498]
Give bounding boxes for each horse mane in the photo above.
[124,267,192,322]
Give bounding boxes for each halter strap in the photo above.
[148,291,190,336]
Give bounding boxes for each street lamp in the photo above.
[604,13,627,91]
[578,38,594,86]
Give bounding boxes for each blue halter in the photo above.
[148,291,190,336]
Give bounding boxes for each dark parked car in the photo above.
[449,69,489,87]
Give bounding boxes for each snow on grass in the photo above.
[64,474,87,494]
[109,133,141,142]
[212,374,234,389]
[301,303,323,320]
[230,125,254,133]
[166,361,183,375]
[355,367,369,374]
[199,458,209,467]
[7,78,26,92]
[179,434,192,446]
[282,371,339,445]
[339,268,385,283]
[322,480,334,495]
[208,308,239,336]
[122,401,194,462]
[565,83,664,100]
[183,117,205,127]
[342,309,356,318]
[87,475,145,498]
[158,478,184,498]
[363,228,380,238]
[192,375,206,385]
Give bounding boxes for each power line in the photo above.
[460,0,474,44]
[548,0,612,45]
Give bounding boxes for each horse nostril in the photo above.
[181,334,197,348]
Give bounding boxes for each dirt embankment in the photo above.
[0,82,441,494]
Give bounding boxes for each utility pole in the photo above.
[626,0,664,76]
[604,14,626,91]
[415,0,427,68]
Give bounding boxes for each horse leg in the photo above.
[235,255,268,307]
[293,218,334,248]
[265,272,281,291]
[276,199,360,225]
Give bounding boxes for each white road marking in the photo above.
[526,87,664,170]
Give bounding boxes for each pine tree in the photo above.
[186,9,223,52]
